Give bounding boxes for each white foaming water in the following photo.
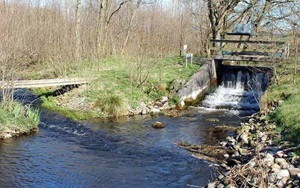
[202,70,264,113]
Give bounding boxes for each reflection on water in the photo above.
[0,107,240,187]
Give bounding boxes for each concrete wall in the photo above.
[177,61,216,106]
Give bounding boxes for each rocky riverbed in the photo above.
[179,107,300,188]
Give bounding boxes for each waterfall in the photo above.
[202,66,272,114]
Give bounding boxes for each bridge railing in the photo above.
[210,33,287,62]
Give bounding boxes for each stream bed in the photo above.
[0,105,241,187]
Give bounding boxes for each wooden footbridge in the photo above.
[210,31,287,67]
[0,77,93,89]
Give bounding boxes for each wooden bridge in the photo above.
[0,78,93,89]
[210,32,287,66]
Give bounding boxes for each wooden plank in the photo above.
[211,39,285,45]
[0,78,94,89]
[212,55,283,62]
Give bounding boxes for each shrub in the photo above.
[95,94,128,117]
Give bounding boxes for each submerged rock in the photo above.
[151,121,166,129]
[206,118,220,123]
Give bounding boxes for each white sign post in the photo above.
[183,45,188,67]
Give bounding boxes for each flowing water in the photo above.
[0,67,271,188]
[0,105,240,188]
[202,66,272,115]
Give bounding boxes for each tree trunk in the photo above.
[75,0,82,60]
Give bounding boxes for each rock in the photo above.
[217,183,224,188]
[136,102,148,115]
[160,96,168,104]
[263,153,275,167]
[238,148,248,156]
[275,158,289,169]
[288,168,300,178]
[239,132,249,144]
[275,151,285,158]
[223,154,230,159]
[220,141,227,147]
[271,164,281,173]
[207,182,216,188]
[261,135,268,142]
[226,136,236,144]
[276,169,290,180]
[248,161,256,168]
[220,163,230,170]
[159,102,170,110]
[141,109,147,115]
[206,118,219,123]
[218,174,224,180]
[0,132,12,139]
[150,107,160,114]
[151,121,166,129]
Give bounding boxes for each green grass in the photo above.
[262,63,300,144]
[0,102,40,133]
[30,56,199,119]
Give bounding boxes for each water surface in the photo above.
[0,107,240,188]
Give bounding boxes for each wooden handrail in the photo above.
[210,39,285,45]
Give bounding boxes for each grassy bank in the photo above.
[29,56,199,120]
[0,102,40,138]
[261,63,300,144]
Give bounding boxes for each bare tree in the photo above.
[75,0,82,60]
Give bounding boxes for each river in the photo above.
[0,102,241,187]
[0,65,271,187]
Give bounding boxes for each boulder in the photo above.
[263,153,275,167]
[275,158,289,169]
[288,168,300,178]
[151,121,166,129]
[149,107,160,115]
[239,132,249,144]
[276,169,290,180]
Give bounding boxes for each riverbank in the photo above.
[29,56,199,120]
[0,101,39,139]
[180,67,300,187]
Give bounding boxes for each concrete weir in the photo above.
[177,61,217,107]
[177,59,273,108]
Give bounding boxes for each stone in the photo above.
[248,161,256,168]
[206,118,219,123]
[275,158,289,169]
[276,169,290,180]
[239,132,249,144]
[160,96,168,103]
[263,153,275,167]
[226,136,236,144]
[277,177,289,187]
[151,121,165,129]
[207,182,216,188]
[0,132,12,139]
[150,107,160,114]
[288,168,300,178]
[223,154,230,159]
[276,151,285,158]
[218,174,224,180]
[271,164,281,173]
[220,141,227,147]
[136,102,148,115]
[217,184,224,188]
[159,102,170,110]
[141,109,147,115]
[238,148,248,156]
[261,135,268,142]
